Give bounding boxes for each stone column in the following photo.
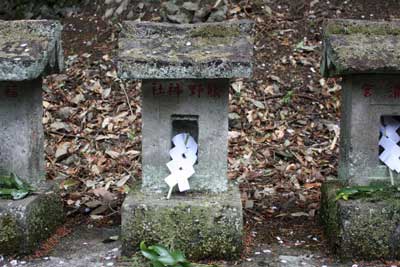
[0,79,44,187]
[141,79,229,193]
[0,20,64,255]
[118,20,254,260]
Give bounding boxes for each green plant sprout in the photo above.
[0,171,34,200]
[140,241,191,267]
[335,185,395,201]
[282,90,293,104]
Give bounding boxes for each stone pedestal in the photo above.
[0,184,64,255]
[321,180,400,260]
[122,185,242,260]
[0,20,64,255]
[320,19,400,260]
[118,20,254,259]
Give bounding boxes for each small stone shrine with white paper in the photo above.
[0,20,64,255]
[117,20,254,260]
[320,19,400,260]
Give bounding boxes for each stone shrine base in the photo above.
[121,184,243,260]
[320,180,400,260]
[0,186,64,255]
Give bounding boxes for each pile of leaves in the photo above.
[43,52,142,219]
[0,171,33,200]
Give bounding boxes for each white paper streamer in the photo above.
[379,117,400,173]
[164,133,198,199]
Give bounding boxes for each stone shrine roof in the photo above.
[321,19,400,77]
[118,20,254,79]
[0,20,63,81]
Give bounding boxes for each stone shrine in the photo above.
[321,19,400,260]
[0,20,64,255]
[118,20,254,259]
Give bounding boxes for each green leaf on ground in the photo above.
[295,40,317,52]
[139,241,191,267]
[0,171,33,200]
[335,185,392,201]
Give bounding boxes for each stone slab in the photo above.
[0,79,45,186]
[121,183,243,261]
[320,180,400,260]
[338,75,400,185]
[1,225,120,267]
[321,19,400,77]
[0,20,63,81]
[0,226,359,267]
[0,187,64,255]
[118,20,254,79]
[141,79,229,193]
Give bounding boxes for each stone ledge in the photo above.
[117,20,254,79]
[0,191,64,255]
[0,20,63,81]
[321,19,400,77]
[320,180,400,260]
[121,184,243,261]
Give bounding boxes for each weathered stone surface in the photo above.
[321,19,400,77]
[0,186,64,255]
[338,75,400,186]
[321,180,400,260]
[1,225,121,267]
[160,0,228,24]
[121,184,243,260]
[141,79,229,193]
[0,20,63,81]
[118,20,254,79]
[0,79,45,186]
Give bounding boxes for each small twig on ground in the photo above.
[120,81,134,118]
[296,93,320,102]
[48,130,88,140]
[108,201,120,214]
[263,93,323,102]
[213,0,222,9]
[264,94,284,100]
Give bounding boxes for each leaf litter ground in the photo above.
[35,0,400,266]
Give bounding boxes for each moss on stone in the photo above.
[325,21,400,36]
[189,25,240,38]
[321,180,400,260]
[0,21,56,58]
[320,180,342,252]
[322,20,400,77]
[338,199,400,259]
[118,21,253,80]
[25,193,64,252]
[122,186,242,261]
[0,214,21,254]
[0,20,63,81]
[0,192,64,255]
[122,46,232,64]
